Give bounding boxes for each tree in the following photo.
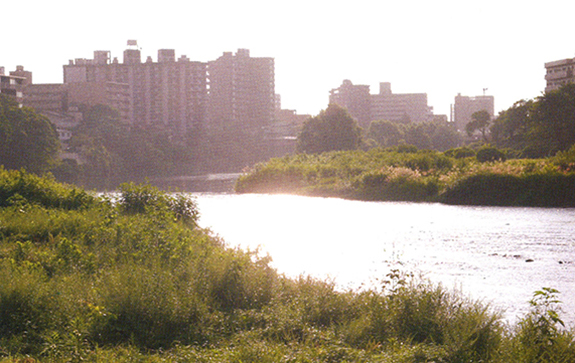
[490,100,532,149]
[529,83,575,155]
[0,95,60,173]
[366,120,404,147]
[466,110,491,142]
[296,104,362,154]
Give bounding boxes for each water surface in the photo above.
[194,193,575,325]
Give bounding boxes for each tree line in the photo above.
[297,83,575,158]
[2,82,575,187]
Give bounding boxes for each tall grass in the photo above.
[236,147,575,207]
[0,171,574,362]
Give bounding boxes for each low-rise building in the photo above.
[0,67,25,106]
[371,82,433,125]
[545,57,575,92]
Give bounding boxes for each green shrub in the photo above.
[477,146,507,162]
[118,182,199,226]
[0,168,94,210]
[509,288,575,363]
[444,146,476,159]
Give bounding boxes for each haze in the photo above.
[3,0,573,117]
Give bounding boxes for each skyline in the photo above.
[3,0,574,118]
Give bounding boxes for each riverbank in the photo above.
[235,146,575,207]
[0,169,574,362]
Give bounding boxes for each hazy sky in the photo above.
[3,0,573,117]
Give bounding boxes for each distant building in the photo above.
[329,80,433,127]
[0,67,26,105]
[545,57,575,92]
[63,42,208,135]
[329,80,371,128]
[207,49,275,132]
[10,65,32,86]
[370,82,433,125]
[452,93,494,133]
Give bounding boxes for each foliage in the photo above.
[444,146,476,159]
[0,95,60,174]
[507,288,575,363]
[491,84,575,156]
[476,145,507,163]
[67,104,194,189]
[296,104,362,154]
[0,167,94,209]
[237,147,575,207]
[466,110,491,141]
[0,172,574,361]
[366,119,461,152]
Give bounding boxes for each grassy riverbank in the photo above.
[235,146,575,207]
[1,169,574,362]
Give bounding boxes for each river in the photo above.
[192,192,575,326]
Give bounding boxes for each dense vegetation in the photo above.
[1,170,574,362]
[0,95,60,174]
[491,84,575,157]
[236,145,575,207]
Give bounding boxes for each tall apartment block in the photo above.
[329,80,433,128]
[63,43,208,135]
[544,57,575,92]
[452,93,494,133]
[329,80,371,128]
[207,49,275,132]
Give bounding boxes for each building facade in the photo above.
[452,93,494,133]
[370,82,433,125]
[63,43,208,135]
[329,80,433,128]
[0,67,25,105]
[329,80,371,129]
[544,57,575,92]
[207,49,275,132]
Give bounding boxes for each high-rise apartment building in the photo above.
[452,93,494,133]
[329,80,371,129]
[544,57,575,92]
[63,42,208,135]
[207,49,275,132]
[370,82,432,125]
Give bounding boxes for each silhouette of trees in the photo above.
[466,110,491,142]
[0,95,59,173]
[491,84,575,157]
[296,104,362,154]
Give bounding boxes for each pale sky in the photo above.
[3,0,573,117]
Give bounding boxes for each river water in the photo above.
[193,193,575,326]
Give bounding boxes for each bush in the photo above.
[118,182,199,226]
[444,146,476,159]
[0,168,94,210]
[476,146,507,162]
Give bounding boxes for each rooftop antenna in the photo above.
[483,88,488,96]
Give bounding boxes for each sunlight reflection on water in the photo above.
[194,193,575,325]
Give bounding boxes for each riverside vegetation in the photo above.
[235,144,575,207]
[0,168,574,362]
